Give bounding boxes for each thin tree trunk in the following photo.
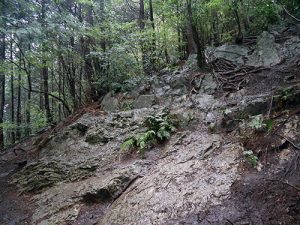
[16,46,22,141]
[69,36,77,109]
[162,14,170,64]
[139,0,148,73]
[149,0,156,66]
[176,2,184,60]
[25,43,32,136]
[41,0,52,123]
[0,14,5,149]
[10,36,15,144]
[58,59,62,121]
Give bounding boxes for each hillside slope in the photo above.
[1,28,300,225]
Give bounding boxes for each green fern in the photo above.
[121,138,136,151]
[243,150,258,167]
[120,111,178,157]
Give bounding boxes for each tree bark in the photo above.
[81,4,98,102]
[149,0,156,53]
[233,0,243,44]
[186,0,205,67]
[0,13,5,149]
[10,36,15,144]
[25,43,32,136]
[41,0,52,123]
[16,45,22,141]
[139,0,148,73]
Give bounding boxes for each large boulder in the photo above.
[247,31,282,67]
[199,74,218,94]
[206,44,249,65]
[101,92,120,112]
[133,95,157,109]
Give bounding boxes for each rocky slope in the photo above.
[1,27,300,225]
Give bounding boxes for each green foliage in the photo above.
[280,88,294,101]
[144,112,177,141]
[264,119,274,133]
[121,111,177,157]
[243,150,259,167]
[121,138,136,151]
[247,114,273,133]
[247,0,280,33]
[0,0,295,148]
[248,114,265,130]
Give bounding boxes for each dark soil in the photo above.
[0,155,34,225]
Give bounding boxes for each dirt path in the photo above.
[0,153,33,225]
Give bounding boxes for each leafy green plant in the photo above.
[264,119,274,133]
[248,114,264,130]
[243,150,259,167]
[121,138,136,151]
[247,114,273,132]
[120,111,177,157]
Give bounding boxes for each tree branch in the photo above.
[283,7,300,22]
[23,87,72,114]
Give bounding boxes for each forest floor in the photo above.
[1,29,300,225]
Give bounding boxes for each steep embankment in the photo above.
[1,26,300,225]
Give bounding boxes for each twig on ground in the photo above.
[269,179,300,191]
[274,133,300,150]
[267,95,274,118]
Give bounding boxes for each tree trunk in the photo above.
[58,58,62,121]
[41,0,52,123]
[233,0,243,44]
[68,36,78,109]
[16,47,22,141]
[25,43,32,136]
[149,0,156,66]
[176,2,184,60]
[162,14,170,64]
[10,37,15,144]
[81,4,98,102]
[0,15,5,149]
[186,0,205,67]
[139,0,148,73]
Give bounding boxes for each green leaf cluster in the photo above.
[121,111,177,157]
[247,114,273,133]
[243,150,259,167]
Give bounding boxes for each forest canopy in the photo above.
[0,0,299,149]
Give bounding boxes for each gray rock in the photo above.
[200,74,218,94]
[101,92,120,111]
[12,159,100,193]
[206,44,249,65]
[247,31,282,67]
[133,95,157,109]
[70,122,89,135]
[282,36,300,58]
[85,133,111,145]
[169,73,188,89]
[98,132,240,225]
[185,54,199,71]
[31,164,148,225]
[193,94,220,112]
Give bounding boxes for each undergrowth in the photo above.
[121,110,178,157]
